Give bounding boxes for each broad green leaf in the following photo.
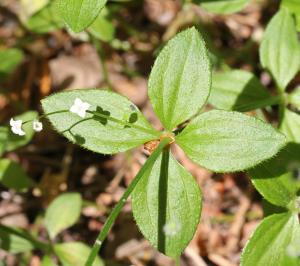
[198,0,249,14]
[280,109,300,143]
[0,225,36,253]
[54,242,103,266]
[249,143,300,207]
[26,3,64,33]
[0,159,33,191]
[132,150,202,257]
[288,87,300,111]
[260,8,300,91]
[42,89,159,154]
[45,193,82,239]
[42,256,57,266]
[56,0,107,33]
[241,212,300,266]
[6,111,38,152]
[148,27,211,131]
[0,49,24,80]
[0,127,8,156]
[208,70,274,112]
[282,0,300,31]
[88,9,115,42]
[176,110,286,172]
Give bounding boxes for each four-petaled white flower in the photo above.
[70,98,91,118]
[10,118,25,136]
[33,120,43,132]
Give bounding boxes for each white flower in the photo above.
[70,98,91,118]
[10,118,25,136]
[33,120,43,132]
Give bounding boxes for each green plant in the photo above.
[208,5,300,265]
[0,192,103,265]
[6,27,288,265]
[2,0,300,264]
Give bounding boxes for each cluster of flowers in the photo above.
[9,98,90,136]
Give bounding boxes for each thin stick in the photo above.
[84,137,172,266]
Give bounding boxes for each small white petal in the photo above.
[10,118,25,136]
[77,109,86,118]
[33,120,43,132]
[74,98,83,106]
[69,98,90,118]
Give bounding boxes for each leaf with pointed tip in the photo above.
[42,89,159,154]
[241,212,300,266]
[260,8,300,91]
[56,0,107,33]
[176,110,286,172]
[132,150,202,257]
[148,27,211,131]
[208,70,274,112]
[249,143,300,207]
[45,193,82,239]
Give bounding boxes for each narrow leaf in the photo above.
[0,159,34,191]
[45,193,82,239]
[132,150,202,257]
[198,0,249,14]
[260,8,300,91]
[176,110,286,172]
[148,27,211,131]
[208,70,274,112]
[280,109,300,143]
[56,0,107,33]
[249,143,300,207]
[54,242,103,266]
[42,89,159,154]
[241,212,300,266]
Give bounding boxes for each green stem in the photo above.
[87,110,160,137]
[84,137,172,266]
[22,110,69,125]
[22,109,160,137]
